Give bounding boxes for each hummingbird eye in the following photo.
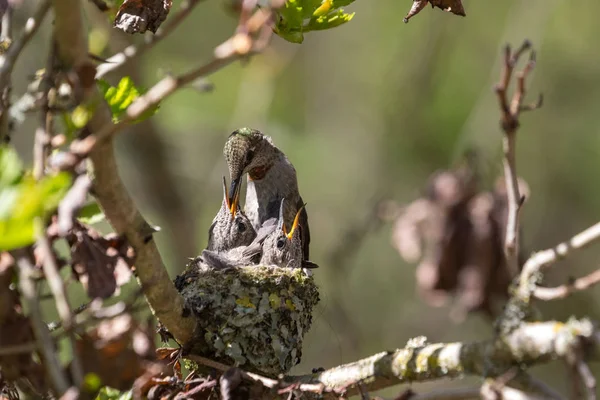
[237,221,247,232]
[276,238,286,249]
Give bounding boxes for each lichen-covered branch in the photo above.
[51,0,196,344]
[189,319,595,398]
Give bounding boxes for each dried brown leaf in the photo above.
[114,0,173,34]
[404,0,466,23]
[68,224,134,299]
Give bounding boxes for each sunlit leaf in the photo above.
[97,77,159,123]
[95,386,133,400]
[78,201,106,225]
[275,0,356,43]
[0,145,23,188]
[0,173,72,251]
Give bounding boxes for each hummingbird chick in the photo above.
[259,199,318,270]
[206,176,257,252]
[223,128,312,267]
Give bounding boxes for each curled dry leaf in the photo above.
[391,160,527,319]
[114,0,173,34]
[404,0,466,23]
[67,222,134,299]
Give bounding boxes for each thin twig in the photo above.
[96,0,204,78]
[32,38,56,181]
[0,0,51,90]
[35,219,84,388]
[517,221,600,299]
[0,4,13,141]
[67,7,275,164]
[534,267,600,300]
[13,249,70,395]
[493,40,542,277]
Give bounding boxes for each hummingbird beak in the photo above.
[222,176,232,210]
[228,177,241,209]
[229,181,241,218]
[286,204,305,240]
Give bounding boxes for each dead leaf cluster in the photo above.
[67,222,135,299]
[391,161,529,320]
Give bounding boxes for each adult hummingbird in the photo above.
[223,128,312,267]
[205,176,257,252]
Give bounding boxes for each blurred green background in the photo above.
[10,0,600,396]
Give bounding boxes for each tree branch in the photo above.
[52,0,196,344]
[189,319,593,398]
[95,0,204,79]
[13,250,70,395]
[517,221,600,300]
[0,0,51,91]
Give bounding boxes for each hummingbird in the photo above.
[259,199,304,269]
[223,128,312,268]
[205,176,257,252]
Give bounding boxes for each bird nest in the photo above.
[174,261,320,377]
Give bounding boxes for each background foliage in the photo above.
[8,0,600,396]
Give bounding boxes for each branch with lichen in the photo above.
[186,319,595,399]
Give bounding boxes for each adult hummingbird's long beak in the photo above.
[286,204,306,240]
[228,177,241,209]
[229,181,241,217]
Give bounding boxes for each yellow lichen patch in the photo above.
[553,322,564,333]
[236,296,256,309]
[269,293,281,308]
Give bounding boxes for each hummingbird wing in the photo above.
[201,250,240,270]
[241,217,277,259]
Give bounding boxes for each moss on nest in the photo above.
[174,262,320,377]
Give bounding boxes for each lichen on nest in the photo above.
[174,261,320,376]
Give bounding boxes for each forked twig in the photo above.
[494,40,543,277]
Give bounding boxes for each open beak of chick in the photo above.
[223,177,241,219]
[283,204,305,240]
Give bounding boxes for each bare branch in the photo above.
[35,220,84,389]
[517,221,600,300]
[52,0,197,344]
[13,249,70,395]
[96,0,204,79]
[494,40,542,277]
[534,267,600,300]
[0,0,51,90]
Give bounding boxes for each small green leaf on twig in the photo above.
[275,0,356,44]
[97,76,159,123]
[78,201,106,225]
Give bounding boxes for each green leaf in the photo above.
[78,201,105,225]
[275,0,356,43]
[97,77,159,124]
[95,386,132,400]
[305,9,355,31]
[0,145,23,188]
[0,173,72,251]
